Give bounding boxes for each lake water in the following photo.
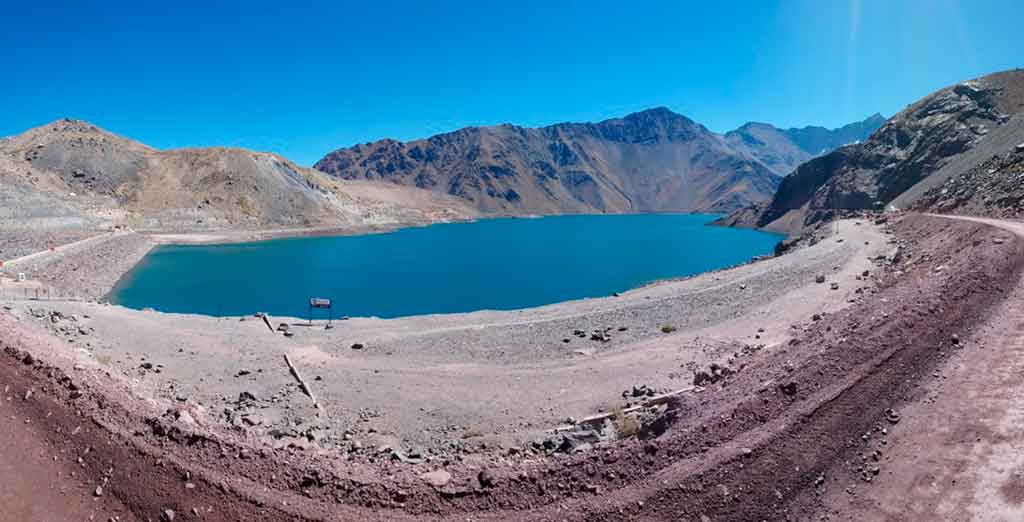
[110,214,782,318]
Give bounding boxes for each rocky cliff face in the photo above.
[0,119,475,234]
[722,69,1024,234]
[315,109,881,215]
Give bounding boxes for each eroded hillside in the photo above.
[0,119,475,258]
[315,109,880,215]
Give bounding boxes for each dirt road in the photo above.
[817,214,1024,521]
[0,354,139,521]
[0,410,136,522]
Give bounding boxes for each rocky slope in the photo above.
[721,69,1024,234]
[0,119,475,257]
[315,109,881,214]
[912,144,1024,217]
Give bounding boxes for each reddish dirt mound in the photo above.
[1,213,1020,521]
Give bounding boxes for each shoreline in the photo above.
[4,213,1021,521]
[140,215,478,246]
[108,212,785,320]
[3,217,889,454]
[141,210,744,247]
[4,214,484,302]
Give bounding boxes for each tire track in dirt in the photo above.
[466,213,1024,521]
[814,215,1024,521]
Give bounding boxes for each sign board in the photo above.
[308,297,334,327]
[17,272,27,282]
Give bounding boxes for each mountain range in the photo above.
[719,68,1024,235]
[724,115,886,177]
[8,68,1024,259]
[314,110,884,214]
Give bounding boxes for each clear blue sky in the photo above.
[2,0,1021,165]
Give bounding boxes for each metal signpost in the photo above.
[308,297,333,327]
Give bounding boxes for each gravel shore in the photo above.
[0,225,101,261]
[1,231,154,300]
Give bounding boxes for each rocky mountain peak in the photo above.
[623,106,691,123]
[586,107,702,144]
[315,109,880,215]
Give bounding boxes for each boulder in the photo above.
[420,470,453,488]
[478,469,496,488]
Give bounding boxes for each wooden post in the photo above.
[284,354,321,411]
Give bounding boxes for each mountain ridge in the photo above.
[719,68,1024,235]
[315,109,882,215]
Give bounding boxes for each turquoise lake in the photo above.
[110,214,782,318]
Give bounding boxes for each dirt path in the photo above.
[0,355,140,521]
[0,411,137,522]
[817,215,1024,521]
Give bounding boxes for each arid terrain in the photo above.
[3,65,1024,521]
[0,119,477,264]
[4,210,1024,521]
